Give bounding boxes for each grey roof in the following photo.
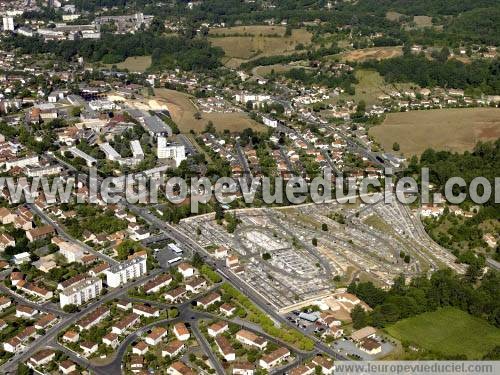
[142,116,172,135]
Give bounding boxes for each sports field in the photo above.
[153,88,264,133]
[386,307,500,359]
[369,107,500,156]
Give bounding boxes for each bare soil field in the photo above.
[369,108,500,156]
[386,11,404,22]
[413,15,433,28]
[153,88,264,133]
[340,46,403,62]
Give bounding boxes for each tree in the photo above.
[351,305,368,329]
[192,252,204,268]
[194,111,202,120]
[312,238,318,246]
[262,253,271,260]
[321,223,328,231]
[17,363,32,375]
[204,121,215,134]
[214,202,224,222]
[115,239,140,260]
[63,304,78,313]
[404,255,411,263]
[357,100,366,113]
[393,142,400,152]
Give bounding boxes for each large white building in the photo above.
[157,137,186,167]
[2,17,14,31]
[99,142,121,161]
[4,155,39,171]
[130,140,144,160]
[68,147,97,167]
[105,257,147,288]
[59,277,103,308]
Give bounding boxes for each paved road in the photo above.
[28,203,118,266]
[0,283,66,317]
[235,141,253,183]
[0,269,162,374]
[191,319,225,375]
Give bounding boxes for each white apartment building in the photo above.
[105,257,147,288]
[130,140,144,160]
[59,277,103,308]
[99,142,121,161]
[4,155,39,171]
[2,17,14,31]
[68,147,97,167]
[157,137,186,167]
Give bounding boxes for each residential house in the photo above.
[62,330,79,343]
[220,303,236,317]
[233,362,255,375]
[311,355,334,375]
[167,361,196,375]
[112,313,139,335]
[197,292,221,309]
[236,330,267,350]
[215,335,235,361]
[259,347,290,370]
[16,305,38,319]
[185,277,206,293]
[29,349,55,367]
[177,262,195,278]
[132,341,149,355]
[133,304,159,318]
[173,323,190,341]
[164,286,186,303]
[102,332,120,349]
[145,326,168,346]
[26,225,55,242]
[143,273,172,294]
[59,360,76,374]
[77,307,110,330]
[162,340,185,358]
[80,341,98,356]
[208,321,229,337]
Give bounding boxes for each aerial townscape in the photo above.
[0,0,498,374]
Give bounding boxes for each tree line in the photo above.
[363,54,500,94]
[348,268,500,330]
[3,32,224,71]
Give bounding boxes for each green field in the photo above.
[332,69,413,105]
[386,307,500,359]
[105,56,151,72]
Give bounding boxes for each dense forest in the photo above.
[363,54,500,94]
[348,268,500,331]
[3,33,223,71]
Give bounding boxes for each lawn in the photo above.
[386,307,500,359]
[369,107,500,156]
